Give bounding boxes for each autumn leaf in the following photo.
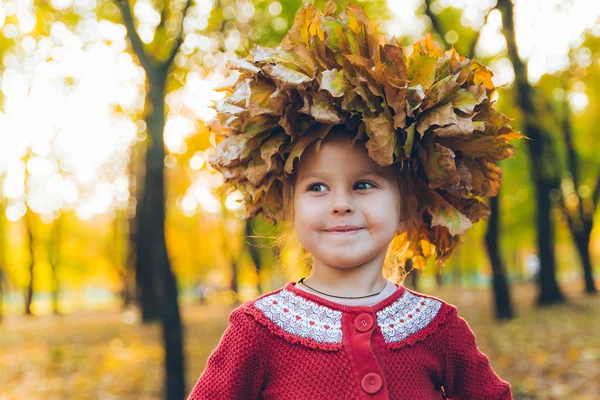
[434,117,475,138]
[320,69,349,98]
[207,0,522,270]
[311,91,346,124]
[448,85,487,114]
[262,63,312,90]
[416,102,459,137]
[284,123,334,173]
[424,186,472,236]
[407,54,437,90]
[420,135,461,189]
[363,111,397,166]
[462,157,503,197]
[246,79,285,118]
[438,132,517,161]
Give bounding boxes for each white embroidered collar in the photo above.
[252,282,443,347]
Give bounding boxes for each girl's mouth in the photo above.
[325,226,363,233]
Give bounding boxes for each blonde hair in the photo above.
[271,135,417,286]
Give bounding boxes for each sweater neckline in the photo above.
[285,280,406,313]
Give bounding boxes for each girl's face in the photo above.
[292,134,404,269]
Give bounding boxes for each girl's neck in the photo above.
[303,253,388,297]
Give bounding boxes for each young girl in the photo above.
[189,1,519,399]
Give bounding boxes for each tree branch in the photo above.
[558,77,588,224]
[115,0,154,71]
[593,165,600,212]
[559,191,577,235]
[164,0,194,68]
[467,6,494,58]
[424,0,495,59]
[423,0,451,49]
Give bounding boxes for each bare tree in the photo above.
[498,0,566,305]
[550,77,598,294]
[114,1,194,398]
[424,0,514,318]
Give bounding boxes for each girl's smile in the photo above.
[324,225,364,233]
[290,129,409,295]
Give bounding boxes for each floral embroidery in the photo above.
[253,289,441,345]
[377,291,442,344]
[254,289,343,343]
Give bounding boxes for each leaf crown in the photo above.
[207,0,524,268]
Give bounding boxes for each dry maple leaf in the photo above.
[207,0,526,268]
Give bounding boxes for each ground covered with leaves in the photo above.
[0,281,598,399]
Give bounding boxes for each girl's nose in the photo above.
[332,203,353,214]
[331,196,354,215]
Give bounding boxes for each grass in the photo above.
[0,280,598,399]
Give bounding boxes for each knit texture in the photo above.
[188,282,511,400]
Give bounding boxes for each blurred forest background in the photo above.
[0,0,599,399]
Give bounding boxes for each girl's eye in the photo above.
[308,183,327,192]
[355,181,375,190]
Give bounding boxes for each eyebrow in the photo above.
[296,170,387,183]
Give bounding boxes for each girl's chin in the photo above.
[314,253,374,268]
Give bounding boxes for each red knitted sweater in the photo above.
[188,281,511,400]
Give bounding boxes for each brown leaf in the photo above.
[209,129,268,168]
[261,179,285,222]
[406,85,425,117]
[403,125,415,158]
[421,75,459,110]
[346,4,381,64]
[246,79,286,118]
[363,111,396,166]
[311,91,346,124]
[444,195,491,223]
[320,69,349,98]
[422,185,472,236]
[262,63,312,90]
[433,116,475,138]
[228,58,261,75]
[245,156,270,185]
[416,103,458,137]
[438,132,517,161]
[456,157,473,191]
[448,85,487,114]
[420,135,461,189]
[324,0,337,15]
[284,123,334,173]
[462,157,503,197]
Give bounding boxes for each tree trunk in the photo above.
[0,203,6,322]
[115,1,189,397]
[435,271,443,287]
[556,80,598,294]
[136,150,159,321]
[535,179,565,305]
[453,246,462,286]
[0,268,3,322]
[113,208,136,308]
[498,0,565,305]
[245,220,263,294]
[49,215,62,315]
[410,269,419,291]
[139,73,184,399]
[230,258,239,303]
[573,228,597,294]
[24,209,35,316]
[484,195,514,320]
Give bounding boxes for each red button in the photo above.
[361,372,383,394]
[354,313,374,332]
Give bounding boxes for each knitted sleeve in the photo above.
[187,307,266,400]
[439,308,512,400]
